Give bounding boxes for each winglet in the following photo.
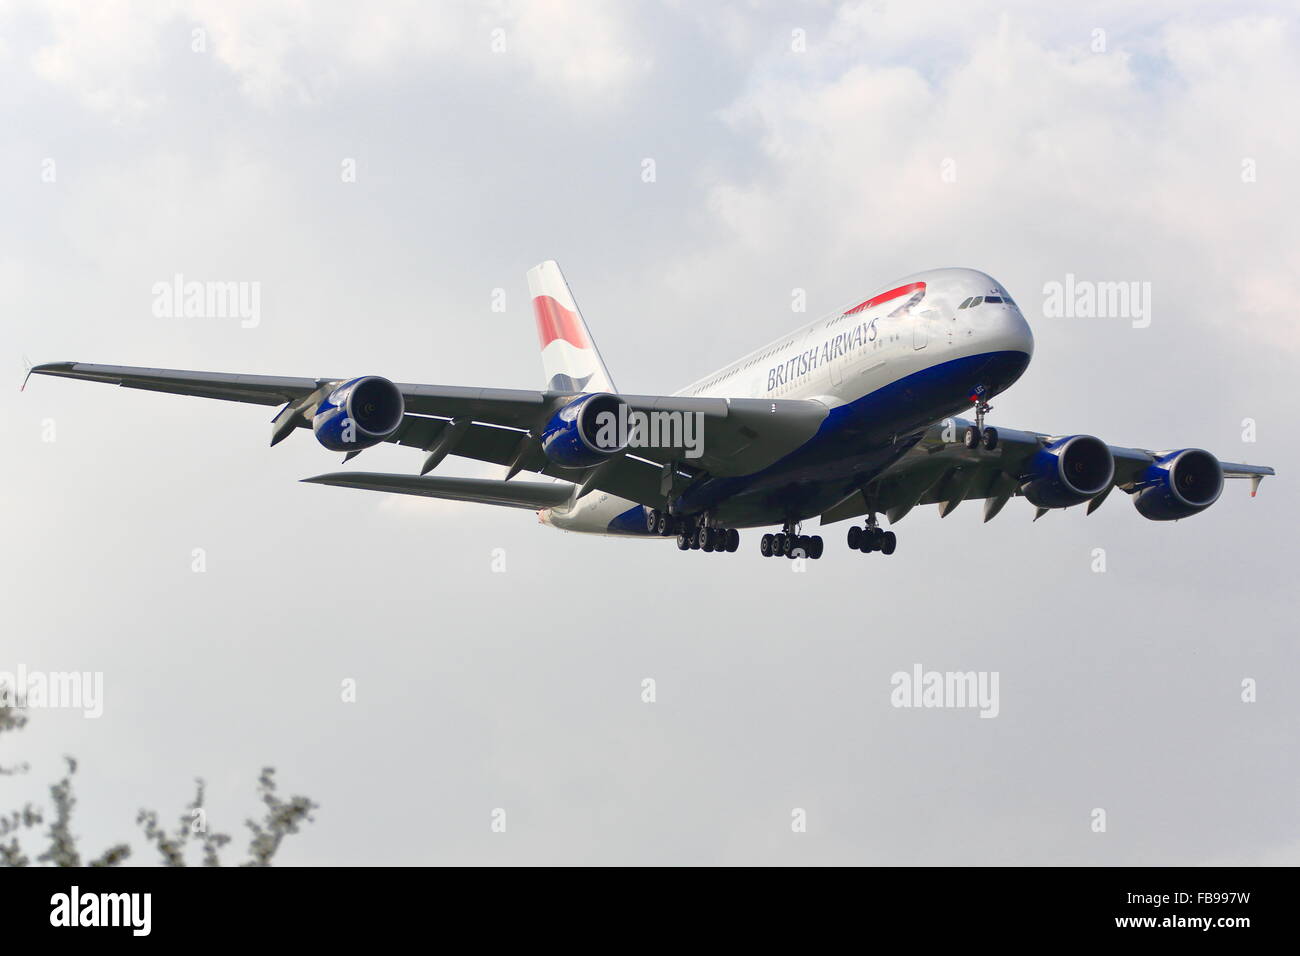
[1250,475,1262,498]
[20,356,33,392]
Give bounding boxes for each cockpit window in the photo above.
[985,295,1003,304]
[968,296,983,308]
[958,297,974,309]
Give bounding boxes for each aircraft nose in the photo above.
[1012,308,1034,356]
[993,304,1035,358]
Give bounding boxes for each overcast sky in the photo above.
[3,0,1297,865]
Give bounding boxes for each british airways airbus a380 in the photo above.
[27,261,1274,559]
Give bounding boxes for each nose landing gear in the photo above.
[963,386,999,451]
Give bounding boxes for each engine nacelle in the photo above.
[1133,448,1223,521]
[1020,435,1114,509]
[312,376,405,452]
[540,392,628,468]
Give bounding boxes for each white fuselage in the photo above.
[541,268,1034,534]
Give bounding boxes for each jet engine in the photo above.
[1020,435,1114,509]
[1133,448,1223,520]
[540,392,628,468]
[312,376,405,452]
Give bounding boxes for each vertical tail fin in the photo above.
[527,260,617,394]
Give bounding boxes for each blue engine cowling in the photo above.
[312,376,405,452]
[1020,435,1114,509]
[540,393,628,468]
[1133,448,1223,520]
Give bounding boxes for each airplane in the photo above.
[26,261,1274,560]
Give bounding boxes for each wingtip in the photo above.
[21,359,59,391]
[22,361,77,388]
[301,472,370,486]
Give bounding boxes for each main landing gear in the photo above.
[963,387,999,451]
[678,525,739,553]
[759,522,824,560]
[847,516,896,555]
[646,509,740,554]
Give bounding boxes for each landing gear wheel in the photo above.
[774,533,787,556]
[726,529,740,552]
[981,427,999,451]
[847,526,861,549]
[964,425,981,449]
[646,509,658,532]
[809,535,824,559]
[690,528,703,550]
[701,528,715,552]
[760,533,773,557]
[859,528,880,553]
[676,532,690,550]
[880,531,897,555]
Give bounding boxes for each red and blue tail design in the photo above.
[527,260,616,394]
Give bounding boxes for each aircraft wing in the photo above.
[27,361,829,508]
[300,473,574,509]
[820,417,1276,525]
[26,361,322,406]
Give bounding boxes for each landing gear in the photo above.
[646,508,678,536]
[701,527,735,552]
[848,515,897,556]
[760,522,823,559]
[963,424,998,450]
[671,516,739,554]
[963,388,999,450]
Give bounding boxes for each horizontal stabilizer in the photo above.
[301,472,574,510]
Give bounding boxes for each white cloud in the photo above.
[671,7,1300,353]
[10,0,650,115]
